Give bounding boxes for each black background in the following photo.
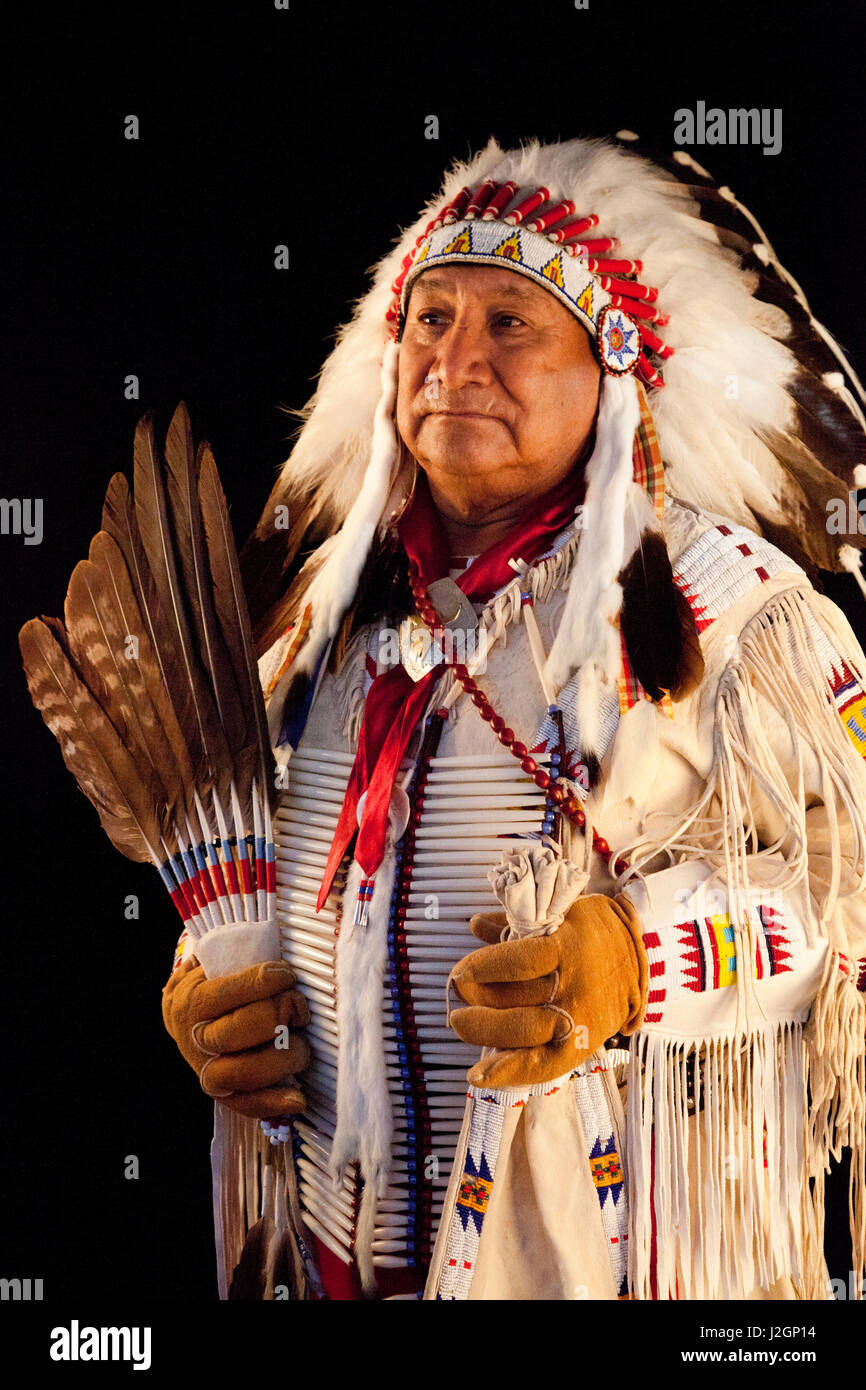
[2,0,864,1316]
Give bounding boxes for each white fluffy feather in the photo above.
[294,339,401,681]
[543,374,640,701]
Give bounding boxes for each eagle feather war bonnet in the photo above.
[243,133,866,772]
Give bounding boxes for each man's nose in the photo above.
[431,318,494,391]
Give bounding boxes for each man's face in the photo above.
[395,264,601,525]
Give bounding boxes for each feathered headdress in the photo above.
[243,134,866,772]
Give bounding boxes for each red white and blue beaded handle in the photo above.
[162,778,276,947]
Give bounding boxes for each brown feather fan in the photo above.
[19,404,277,950]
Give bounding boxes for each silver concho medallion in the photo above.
[398,578,480,683]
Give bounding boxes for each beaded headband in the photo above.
[388,178,673,387]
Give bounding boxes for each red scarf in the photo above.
[316,467,586,909]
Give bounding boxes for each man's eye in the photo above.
[416,309,448,324]
[495,314,525,328]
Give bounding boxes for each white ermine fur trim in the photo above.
[543,375,640,750]
[294,340,401,683]
[330,849,398,1294]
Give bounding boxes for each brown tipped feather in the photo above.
[240,482,332,637]
[102,471,208,793]
[22,406,275,888]
[251,540,336,660]
[617,132,866,548]
[789,371,866,476]
[102,473,169,683]
[757,426,865,570]
[65,554,159,763]
[90,530,199,786]
[749,510,822,583]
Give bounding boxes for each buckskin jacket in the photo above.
[182,490,866,1301]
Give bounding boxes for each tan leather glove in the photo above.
[449,892,648,1088]
[162,957,311,1119]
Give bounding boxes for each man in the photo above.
[162,135,866,1300]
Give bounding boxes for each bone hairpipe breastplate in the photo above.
[274,741,558,1272]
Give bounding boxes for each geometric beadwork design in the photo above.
[572,1070,630,1298]
[401,219,610,342]
[672,522,804,635]
[642,929,667,1025]
[756,903,793,980]
[641,902,801,1025]
[827,657,866,757]
[800,603,866,761]
[589,1136,624,1207]
[455,1150,494,1235]
[437,1091,507,1301]
[597,304,641,376]
[171,928,190,973]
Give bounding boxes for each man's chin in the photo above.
[416,437,515,474]
[422,459,516,494]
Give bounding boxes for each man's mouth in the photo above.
[425,410,501,420]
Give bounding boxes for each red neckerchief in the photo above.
[316,467,587,909]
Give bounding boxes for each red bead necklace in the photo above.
[407,563,629,878]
